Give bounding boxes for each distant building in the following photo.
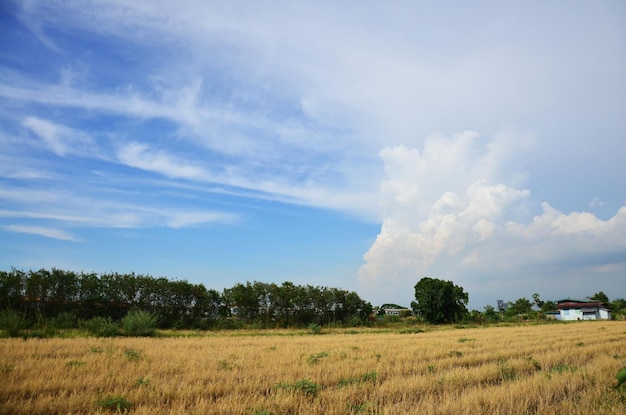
[555,298,611,321]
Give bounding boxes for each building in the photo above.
[555,298,611,321]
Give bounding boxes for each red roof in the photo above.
[556,301,605,310]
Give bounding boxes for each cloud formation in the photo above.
[358,131,626,306]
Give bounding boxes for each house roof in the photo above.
[556,301,606,310]
[555,297,593,303]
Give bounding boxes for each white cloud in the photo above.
[117,142,207,180]
[358,130,626,306]
[21,116,97,157]
[2,225,78,241]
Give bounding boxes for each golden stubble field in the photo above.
[1,322,625,415]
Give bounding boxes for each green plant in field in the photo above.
[614,366,626,390]
[97,395,132,412]
[134,377,150,387]
[1,364,15,373]
[458,337,475,343]
[449,350,463,357]
[526,355,542,371]
[547,364,578,379]
[89,347,103,353]
[497,358,515,381]
[275,379,322,396]
[308,323,322,335]
[66,360,86,368]
[124,349,142,361]
[338,371,378,387]
[122,310,157,337]
[307,351,329,364]
[217,360,234,371]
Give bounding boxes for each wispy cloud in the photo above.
[21,116,97,157]
[2,225,78,241]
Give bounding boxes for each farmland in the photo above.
[1,322,625,414]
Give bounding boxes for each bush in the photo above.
[83,317,120,337]
[0,309,29,337]
[122,310,157,337]
[51,311,78,329]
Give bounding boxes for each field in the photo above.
[1,322,625,414]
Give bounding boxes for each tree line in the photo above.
[0,268,372,330]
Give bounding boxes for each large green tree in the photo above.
[411,277,468,324]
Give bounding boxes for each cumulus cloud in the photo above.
[358,131,626,305]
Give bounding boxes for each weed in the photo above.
[527,355,542,371]
[576,342,585,347]
[339,371,378,387]
[275,379,322,396]
[615,366,626,390]
[2,364,15,373]
[427,364,436,374]
[307,351,329,364]
[449,350,463,357]
[97,395,132,412]
[89,347,103,353]
[135,377,150,387]
[458,337,476,343]
[547,364,578,379]
[124,349,142,361]
[375,353,382,362]
[497,358,515,381]
[66,360,86,368]
[217,360,234,371]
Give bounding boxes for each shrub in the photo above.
[83,317,120,337]
[51,311,78,329]
[0,309,29,337]
[122,310,157,337]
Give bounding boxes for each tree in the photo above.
[532,293,544,310]
[591,291,610,303]
[411,277,468,324]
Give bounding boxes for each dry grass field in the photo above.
[1,321,625,414]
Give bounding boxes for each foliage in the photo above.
[97,395,132,412]
[0,309,29,337]
[591,291,610,303]
[0,268,372,331]
[411,277,468,324]
[615,366,626,390]
[275,379,322,396]
[82,317,120,337]
[122,310,157,337]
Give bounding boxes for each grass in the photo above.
[1,321,625,414]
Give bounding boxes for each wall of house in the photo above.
[560,308,583,321]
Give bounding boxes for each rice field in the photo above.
[1,321,625,414]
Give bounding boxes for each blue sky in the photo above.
[1,0,625,310]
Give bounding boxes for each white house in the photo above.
[555,298,611,321]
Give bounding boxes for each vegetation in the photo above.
[1,322,624,414]
[0,268,372,331]
[411,277,469,324]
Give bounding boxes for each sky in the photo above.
[1,0,625,310]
